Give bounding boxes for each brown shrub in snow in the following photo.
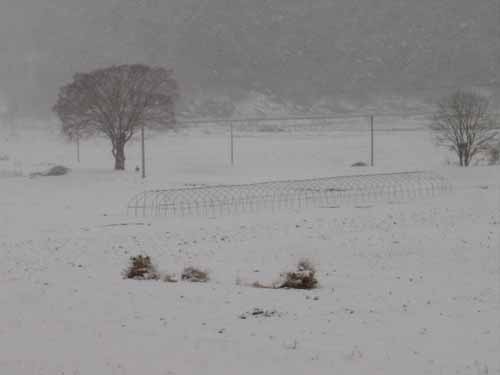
[247,259,319,290]
[30,165,71,178]
[181,266,209,282]
[123,254,159,280]
[278,259,318,290]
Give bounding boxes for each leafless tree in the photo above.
[53,64,178,170]
[430,90,498,167]
[485,141,500,165]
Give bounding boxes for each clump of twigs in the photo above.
[30,165,70,178]
[245,259,319,290]
[278,259,318,290]
[123,254,160,280]
[181,266,210,283]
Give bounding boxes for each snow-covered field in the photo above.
[1,124,499,374]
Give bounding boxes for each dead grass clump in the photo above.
[246,259,319,290]
[123,255,159,280]
[278,259,318,290]
[44,165,70,176]
[181,266,209,283]
[30,165,71,178]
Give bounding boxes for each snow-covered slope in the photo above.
[1,127,499,374]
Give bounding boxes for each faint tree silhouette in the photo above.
[53,64,178,170]
[431,90,498,167]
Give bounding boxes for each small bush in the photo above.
[44,165,70,176]
[278,259,318,290]
[123,255,159,280]
[486,143,500,165]
[181,266,209,282]
[30,165,70,178]
[247,259,319,290]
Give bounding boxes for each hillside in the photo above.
[0,0,499,117]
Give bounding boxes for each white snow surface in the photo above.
[1,125,499,374]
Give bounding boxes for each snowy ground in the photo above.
[1,125,499,374]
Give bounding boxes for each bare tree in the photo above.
[53,64,178,170]
[430,90,498,167]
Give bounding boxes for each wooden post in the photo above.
[76,135,80,163]
[230,121,234,165]
[370,115,374,167]
[141,124,146,178]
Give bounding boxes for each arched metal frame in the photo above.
[127,171,452,217]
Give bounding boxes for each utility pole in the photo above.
[370,115,374,167]
[230,121,234,165]
[76,135,80,163]
[141,123,146,178]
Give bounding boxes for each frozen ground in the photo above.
[0,125,499,374]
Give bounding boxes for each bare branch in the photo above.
[53,64,179,170]
[430,90,498,166]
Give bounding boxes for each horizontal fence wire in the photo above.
[127,171,452,218]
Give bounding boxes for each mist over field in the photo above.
[1,3,499,375]
[0,0,499,120]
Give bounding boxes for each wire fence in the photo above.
[168,112,500,169]
[127,171,452,217]
[177,112,433,136]
[177,111,500,133]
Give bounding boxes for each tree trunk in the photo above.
[463,147,471,167]
[114,140,126,170]
[457,143,466,167]
[458,150,464,167]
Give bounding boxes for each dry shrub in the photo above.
[123,255,159,280]
[486,142,500,165]
[44,165,70,176]
[30,165,70,178]
[278,259,318,290]
[247,259,319,290]
[181,266,209,282]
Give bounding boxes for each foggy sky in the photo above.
[1,0,499,118]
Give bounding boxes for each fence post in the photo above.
[230,121,234,165]
[76,135,80,163]
[141,123,146,178]
[370,115,374,167]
